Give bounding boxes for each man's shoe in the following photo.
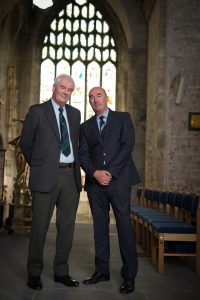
[83,272,110,284]
[119,279,135,294]
[27,276,43,290]
[54,275,79,287]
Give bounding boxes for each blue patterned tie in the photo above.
[99,116,105,133]
[59,107,71,157]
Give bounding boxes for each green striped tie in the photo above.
[59,107,71,157]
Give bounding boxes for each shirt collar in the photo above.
[51,98,66,112]
[96,108,109,121]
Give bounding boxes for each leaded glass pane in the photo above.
[72,48,79,60]
[88,34,94,46]
[87,47,94,60]
[96,20,102,33]
[58,19,64,31]
[80,48,86,60]
[57,60,70,75]
[81,6,88,18]
[57,33,63,45]
[65,33,71,45]
[96,34,102,47]
[73,20,79,31]
[110,49,116,62]
[103,21,109,33]
[66,20,72,32]
[73,34,79,46]
[111,38,115,46]
[87,61,101,118]
[102,62,116,111]
[96,11,102,19]
[80,34,86,46]
[75,0,87,5]
[73,6,80,18]
[64,48,71,59]
[71,61,85,122]
[88,20,94,32]
[49,47,55,59]
[51,20,56,31]
[66,4,72,18]
[57,47,63,60]
[87,61,100,90]
[40,59,55,102]
[81,20,87,32]
[103,36,109,47]
[88,4,95,18]
[44,35,48,43]
[102,49,109,61]
[42,46,48,59]
[95,48,101,61]
[59,10,64,17]
[50,33,55,45]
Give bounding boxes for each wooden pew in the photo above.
[131,188,200,274]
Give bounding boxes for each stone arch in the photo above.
[25,0,128,110]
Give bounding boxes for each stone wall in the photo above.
[145,0,161,188]
[146,0,200,194]
[165,0,200,193]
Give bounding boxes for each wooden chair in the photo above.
[150,194,200,273]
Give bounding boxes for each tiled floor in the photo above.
[0,201,200,299]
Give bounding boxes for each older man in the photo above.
[20,74,81,290]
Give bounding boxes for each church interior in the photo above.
[0,0,200,299]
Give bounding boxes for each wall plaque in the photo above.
[188,112,200,131]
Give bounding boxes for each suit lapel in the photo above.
[87,115,103,145]
[101,109,114,140]
[65,105,76,147]
[44,100,60,143]
[93,115,100,135]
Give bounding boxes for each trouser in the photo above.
[88,183,138,281]
[27,168,79,276]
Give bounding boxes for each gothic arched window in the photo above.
[40,0,117,121]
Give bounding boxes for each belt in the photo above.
[58,163,74,168]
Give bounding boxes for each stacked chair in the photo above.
[131,187,200,273]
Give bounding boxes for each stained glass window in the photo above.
[40,0,117,122]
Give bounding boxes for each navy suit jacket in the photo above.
[79,109,141,191]
[19,100,82,193]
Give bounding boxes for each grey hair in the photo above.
[54,74,75,88]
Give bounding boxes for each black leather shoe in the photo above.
[119,279,135,294]
[54,275,79,287]
[83,272,110,284]
[27,276,43,290]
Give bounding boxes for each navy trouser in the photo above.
[88,182,138,281]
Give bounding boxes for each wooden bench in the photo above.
[131,188,200,274]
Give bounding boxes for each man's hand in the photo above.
[93,170,112,186]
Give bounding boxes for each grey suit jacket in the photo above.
[19,100,82,193]
[79,109,141,191]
